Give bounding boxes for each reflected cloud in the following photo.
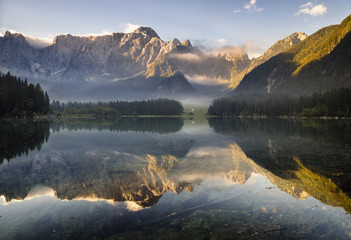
[125,201,149,211]
[26,186,57,200]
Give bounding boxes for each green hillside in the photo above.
[235,14,351,95]
[229,32,307,89]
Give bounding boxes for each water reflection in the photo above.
[0,118,351,239]
[209,118,351,212]
[51,117,184,134]
[0,120,50,163]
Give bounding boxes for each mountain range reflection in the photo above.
[0,118,350,214]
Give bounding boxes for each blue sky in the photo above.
[1,0,350,57]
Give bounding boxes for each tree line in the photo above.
[51,98,184,116]
[208,88,351,117]
[0,72,50,117]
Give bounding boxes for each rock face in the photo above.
[0,27,199,99]
[0,27,190,83]
[0,26,314,98]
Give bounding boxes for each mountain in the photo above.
[0,26,311,100]
[0,27,180,83]
[228,32,308,89]
[0,27,195,100]
[146,44,249,87]
[234,14,351,95]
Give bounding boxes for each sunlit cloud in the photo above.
[23,35,52,48]
[125,201,148,211]
[244,0,263,13]
[295,2,327,16]
[123,23,141,33]
[79,29,113,37]
[169,53,203,62]
[185,74,229,85]
[233,9,241,14]
[217,38,229,44]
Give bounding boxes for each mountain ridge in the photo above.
[234,14,351,95]
[0,27,197,99]
[229,32,308,89]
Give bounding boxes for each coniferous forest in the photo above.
[51,98,184,116]
[0,72,50,117]
[208,88,351,117]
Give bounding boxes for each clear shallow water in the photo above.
[0,118,351,239]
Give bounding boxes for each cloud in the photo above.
[233,9,241,14]
[123,23,141,33]
[217,38,228,44]
[124,201,147,211]
[23,35,52,48]
[77,29,113,37]
[244,0,263,13]
[185,74,229,85]
[241,40,268,59]
[169,53,203,62]
[295,2,327,16]
[216,45,246,56]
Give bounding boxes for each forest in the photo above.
[208,88,351,117]
[51,98,184,116]
[0,72,50,117]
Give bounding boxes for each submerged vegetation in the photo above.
[51,98,184,117]
[0,72,50,117]
[208,88,351,117]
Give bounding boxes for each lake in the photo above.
[0,118,350,239]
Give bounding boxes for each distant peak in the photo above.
[133,27,160,39]
[52,34,74,44]
[294,32,308,41]
[3,31,27,44]
[4,31,11,37]
[182,39,192,47]
[3,31,24,39]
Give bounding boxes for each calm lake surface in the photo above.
[0,118,351,239]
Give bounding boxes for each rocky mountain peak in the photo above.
[52,34,75,45]
[182,39,192,47]
[289,32,308,45]
[133,27,160,39]
[4,31,12,37]
[3,31,26,42]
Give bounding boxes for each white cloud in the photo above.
[244,0,263,13]
[185,74,229,85]
[233,9,241,14]
[23,35,52,48]
[242,40,267,59]
[295,2,327,16]
[77,29,113,37]
[217,38,228,44]
[123,23,141,33]
[169,53,203,62]
[124,201,147,211]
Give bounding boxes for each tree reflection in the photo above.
[0,120,50,163]
[50,117,183,134]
